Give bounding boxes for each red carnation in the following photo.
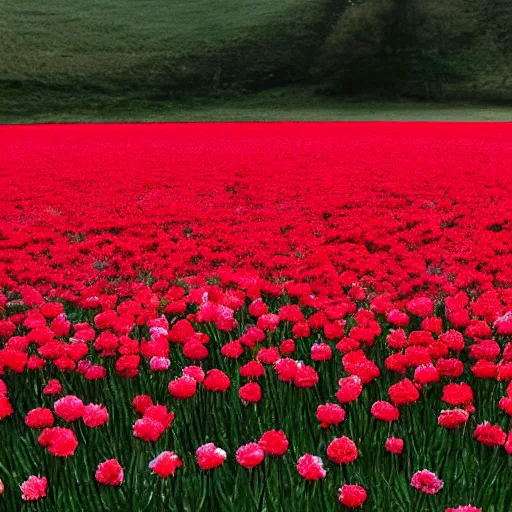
[0,396,14,420]
[83,403,109,427]
[95,459,124,486]
[371,401,400,422]
[316,403,346,428]
[388,379,420,406]
[38,427,78,457]
[133,417,165,442]
[311,343,332,361]
[236,443,264,468]
[203,369,231,392]
[327,436,358,464]
[338,484,367,508]
[183,365,205,383]
[296,454,326,480]
[149,451,182,477]
[257,347,280,365]
[25,408,54,429]
[239,382,262,403]
[132,395,153,414]
[43,379,62,395]
[336,375,363,403]
[473,421,506,446]
[239,360,265,379]
[258,430,289,456]
[54,395,84,422]
[274,358,298,382]
[294,364,319,388]
[20,476,47,501]
[441,383,473,407]
[168,375,197,400]
[438,409,469,429]
[196,443,227,470]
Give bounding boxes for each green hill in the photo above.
[0,0,337,96]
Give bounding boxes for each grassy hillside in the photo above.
[0,0,336,100]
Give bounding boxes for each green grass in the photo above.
[1,87,511,124]
[1,0,510,123]
[0,0,336,104]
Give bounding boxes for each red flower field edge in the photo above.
[0,122,512,511]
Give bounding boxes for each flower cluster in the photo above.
[1,122,511,510]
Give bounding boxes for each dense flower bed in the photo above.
[1,122,512,511]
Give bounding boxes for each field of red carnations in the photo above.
[1,122,512,511]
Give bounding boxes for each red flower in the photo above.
[471,359,497,379]
[387,329,408,350]
[386,309,409,327]
[132,394,153,414]
[257,347,280,365]
[183,340,208,360]
[248,299,268,317]
[436,358,464,378]
[279,304,304,323]
[85,365,107,380]
[144,405,174,429]
[441,383,473,407]
[221,341,244,359]
[257,314,280,331]
[83,403,109,427]
[20,476,47,501]
[95,459,124,486]
[385,437,404,454]
[439,330,465,352]
[115,355,140,378]
[292,321,310,338]
[388,379,420,406]
[311,343,332,361]
[336,375,363,403]
[411,469,444,494]
[43,379,62,395]
[150,356,170,372]
[54,395,84,422]
[414,364,440,385]
[149,451,182,477]
[497,362,512,381]
[196,443,227,470]
[25,408,54,429]
[280,339,296,355]
[38,427,78,457]
[236,443,264,468]
[384,353,407,374]
[316,403,346,428]
[296,454,326,480]
[438,409,469,429]
[338,484,367,508]
[473,421,506,446]
[371,401,400,422]
[0,349,28,373]
[133,417,166,442]
[274,358,298,382]
[326,436,358,464]
[168,375,197,399]
[239,360,265,379]
[505,432,512,454]
[258,430,289,456]
[203,369,231,392]
[294,364,319,388]
[183,365,205,383]
[0,396,14,420]
[239,382,262,403]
